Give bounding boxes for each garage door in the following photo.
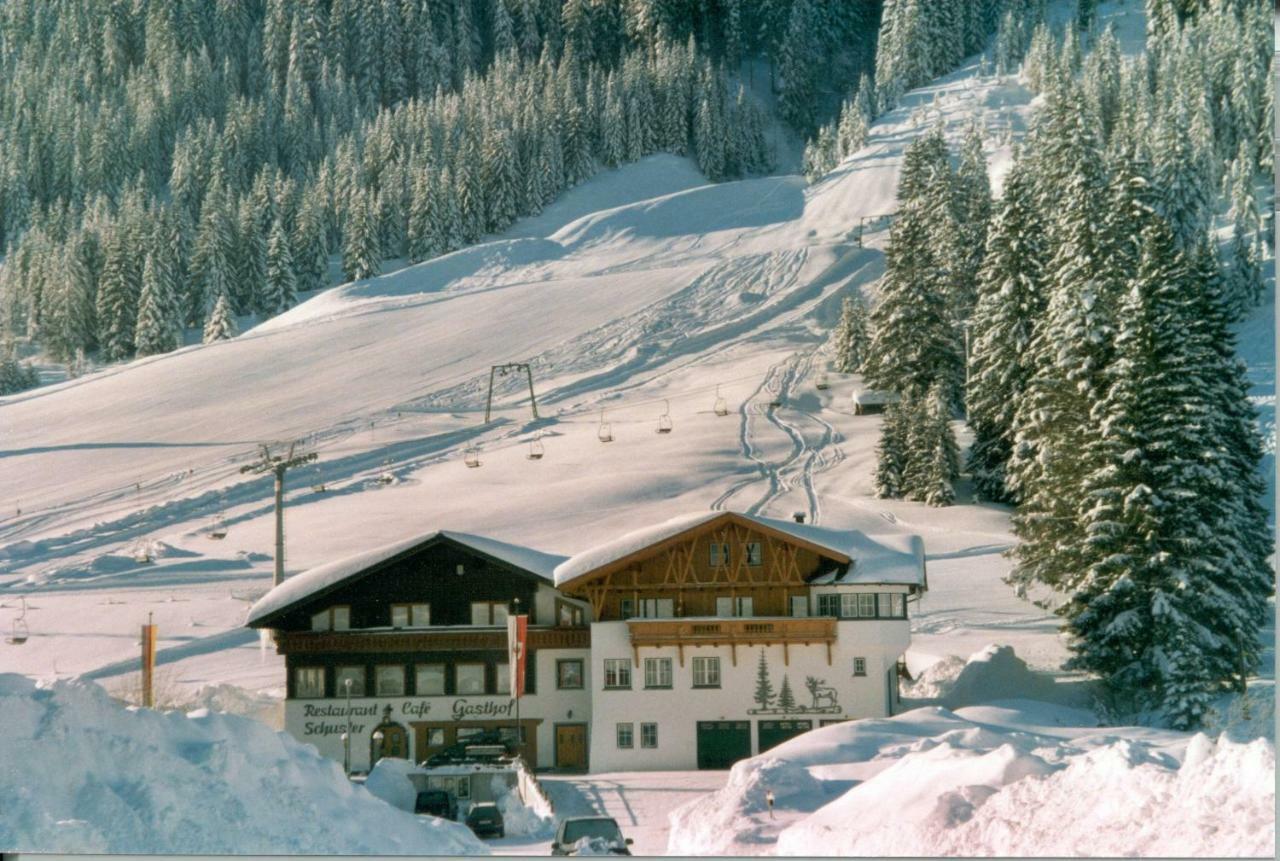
[696,721,752,770]
[757,720,813,753]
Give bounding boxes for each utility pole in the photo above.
[241,441,317,588]
[484,363,540,424]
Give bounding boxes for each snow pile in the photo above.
[0,675,487,854]
[905,644,1061,707]
[490,776,554,838]
[667,693,1275,857]
[365,757,422,812]
[177,683,284,728]
[567,836,626,855]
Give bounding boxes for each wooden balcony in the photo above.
[626,617,837,666]
[274,625,589,655]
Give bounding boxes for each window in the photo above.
[616,723,634,748]
[557,659,585,689]
[644,657,673,688]
[853,657,867,676]
[457,727,485,742]
[841,593,859,618]
[858,593,876,618]
[470,601,509,626]
[745,542,763,566]
[415,663,445,696]
[310,606,351,631]
[692,656,721,688]
[638,598,675,618]
[890,593,906,618]
[391,603,430,628]
[817,594,840,617]
[640,723,658,748]
[715,596,753,617]
[619,598,635,618]
[335,666,365,697]
[375,665,404,696]
[453,776,471,799]
[709,542,730,566]
[603,659,632,689]
[557,600,585,627]
[790,595,809,617]
[295,667,324,698]
[426,727,445,746]
[496,663,511,694]
[456,662,486,694]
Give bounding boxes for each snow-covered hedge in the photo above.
[0,674,487,854]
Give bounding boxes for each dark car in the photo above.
[414,788,458,820]
[551,816,633,856]
[464,801,505,838]
[423,730,514,767]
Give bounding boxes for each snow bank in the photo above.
[905,644,1061,707]
[491,775,554,838]
[0,674,487,854]
[365,757,421,812]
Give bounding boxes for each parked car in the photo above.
[550,816,633,856]
[414,788,458,820]
[423,730,514,767]
[464,801,505,838]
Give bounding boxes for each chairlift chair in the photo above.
[464,445,482,468]
[816,372,830,391]
[207,514,227,540]
[527,433,545,460]
[310,460,327,493]
[656,399,673,434]
[597,409,614,443]
[5,597,29,645]
[713,385,729,417]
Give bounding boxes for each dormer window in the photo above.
[390,603,430,628]
[310,606,350,631]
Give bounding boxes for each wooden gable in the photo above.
[560,513,848,621]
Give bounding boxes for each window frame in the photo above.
[709,542,730,567]
[616,722,634,748]
[640,722,658,748]
[644,657,673,689]
[790,595,809,617]
[496,662,511,695]
[745,541,763,566]
[638,597,675,618]
[619,598,635,618]
[557,658,585,690]
[391,603,431,628]
[469,601,511,626]
[853,657,867,677]
[455,661,487,695]
[691,656,721,689]
[415,663,446,696]
[603,658,632,690]
[374,664,405,697]
[309,605,351,632]
[335,665,366,697]
[556,599,585,627]
[817,593,840,617]
[294,666,325,698]
[858,593,876,618]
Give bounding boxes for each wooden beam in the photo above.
[784,642,790,666]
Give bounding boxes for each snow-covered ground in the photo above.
[0,0,1272,855]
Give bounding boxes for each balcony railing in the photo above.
[274,625,589,654]
[626,617,837,666]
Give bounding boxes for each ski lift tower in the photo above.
[240,441,317,588]
[483,363,540,424]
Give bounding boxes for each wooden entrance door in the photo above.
[555,724,587,771]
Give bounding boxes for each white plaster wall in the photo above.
[587,618,910,772]
[285,646,591,772]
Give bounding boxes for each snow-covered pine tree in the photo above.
[202,289,238,344]
[134,250,181,357]
[873,397,910,499]
[292,193,329,294]
[235,199,268,315]
[949,121,992,326]
[966,158,1047,503]
[341,190,382,281]
[918,383,959,506]
[832,295,870,374]
[95,226,140,362]
[778,0,820,134]
[263,217,298,316]
[190,188,235,327]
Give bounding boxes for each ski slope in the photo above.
[0,1,1269,739]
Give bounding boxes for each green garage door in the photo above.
[696,721,752,769]
[757,720,813,753]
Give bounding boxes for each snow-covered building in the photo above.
[248,513,926,774]
[246,531,592,773]
[553,511,927,772]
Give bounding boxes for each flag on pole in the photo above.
[507,614,528,698]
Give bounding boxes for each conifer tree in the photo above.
[95,227,139,362]
[753,650,774,709]
[342,191,382,281]
[873,398,910,499]
[264,217,298,315]
[202,290,238,343]
[777,676,796,711]
[832,296,870,374]
[134,251,181,357]
[916,383,959,506]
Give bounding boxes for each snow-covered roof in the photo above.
[552,511,926,590]
[247,530,567,626]
[851,388,900,405]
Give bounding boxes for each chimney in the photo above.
[793,512,806,524]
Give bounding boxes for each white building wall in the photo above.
[284,646,591,772]
[587,617,910,772]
